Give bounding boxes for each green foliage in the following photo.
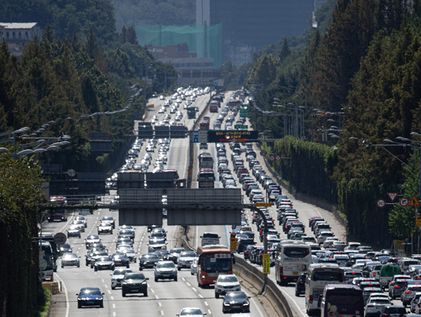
[0,155,44,316]
[271,136,337,203]
[0,0,116,44]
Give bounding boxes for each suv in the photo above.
[121,272,148,297]
[214,274,241,298]
[154,261,177,281]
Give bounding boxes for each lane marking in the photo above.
[110,296,114,300]
[158,302,162,307]
[107,290,112,294]
[198,294,204,299]
[204,301,208,306]
[55,273,69,317]
[191,287,197,293]
[160,310,164,316]
[208,309,212,315]
[112,303,116,309]
[113,312,116,317]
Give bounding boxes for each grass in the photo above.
[38,286,52,317]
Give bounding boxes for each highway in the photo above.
[45,89,266,317]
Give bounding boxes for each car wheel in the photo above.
[177,267,181,271]
[215,293,219,298]
[126,264,129,268]
[122,291,126,297]
[191,272,194,275]
[85,261,89,266]
[77,302,81,308]
[139,266,143,271]
[174,276,177,282]
[144,290,148,297]
[61,265,64,269]
[94,267,98,271]
[111,285,115,290]
[100,301,103,308]
[155,277,158,282]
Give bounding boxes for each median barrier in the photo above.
[233,256,294,317]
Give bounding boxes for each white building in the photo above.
[0,22,41,55]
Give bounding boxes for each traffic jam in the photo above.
[207,90,418,316]
[40,87,421,317]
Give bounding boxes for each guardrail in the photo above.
[233,256,294,317]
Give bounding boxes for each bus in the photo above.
[39,240,56,281]
[320,284,364,317]
[275,241,311,286]
[197,168,215,188]
[196,245,233,287]
[379,263,402,289]
[305,263,344,315]
[198,152,214,169]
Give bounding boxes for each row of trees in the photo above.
[0,0,177,315]
[246,0,421,245]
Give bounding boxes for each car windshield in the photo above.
[180,308,203,315]
[87,235,99,240]
[63,253,77,259]
[98,256,111,261]
[219,275,238,282]
[180,251,196,257]
[125,273,145,280]
[157,262,175,268]
[113,269,130,275]
[80,288,101,295]
[144,254,159,260]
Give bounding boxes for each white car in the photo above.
[98,222,113,235]
[190,259,198,275]
[176,307,206,317]
[177,251,197,270]
[214,274,241,298]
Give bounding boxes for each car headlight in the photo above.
[243,302,249,306]
[223,302,229,306]
[142,281,147,284]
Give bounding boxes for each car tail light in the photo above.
[372,272,376,277]
[404,290,411,294]
[394,284,401,289]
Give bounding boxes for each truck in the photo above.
[209,100,219,113]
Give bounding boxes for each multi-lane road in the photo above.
[46,89,267,317]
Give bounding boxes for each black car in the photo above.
[139,253,160,270]
[121,272,149,297]
[47,212,67,222]
[112,253,130,268]
[295,273,306,296]
[222,291,250,314]
[77,287,104,308]
[59,243,73,255]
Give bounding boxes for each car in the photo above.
[100,216,115,229]
[86,249,108,266]
[191,259,198,275]
[61,253,80,268]
[295,273,306,296]
[93,256,115,271]
[121,272,149,297]
[214,274,241,298]
[222,291,250,314]
[67,224,81,238]
[139,253,160,270]
[410,292,421,312]
[177,251,197,270]
[148,237,167,252]
[98,222,113,235]
[71,220,85,232]
[75,215,87,228]
[176,307,207,316]
[154,261,177,281]
[111,268,132,289]
[111,253,130,268]
[47,212,67,222]
[381,304,406,317]
[85,235,101,248]
[76,287,104,308]
[59,243,73,254]
[117,246,137,263]
[168,248,186,263]
[389,278,409,299]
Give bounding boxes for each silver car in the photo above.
[111,268,132,289]
[61,253,80,268]
[154,261,177,282]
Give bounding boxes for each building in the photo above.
[196,0,314,65]
[0,22,41,56]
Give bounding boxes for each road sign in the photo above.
[207,130,259,143]
[192,131,199,143]
[416,216,421,227]
[53,232,67,245]
[255,202,273,207]
[262,253,270,275]
[387,192,398,201]
[377,200,385,208]
[230,236,238,252]
[400,198,409,206]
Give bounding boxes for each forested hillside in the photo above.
[247,0,421,245]
[0,1,176,315]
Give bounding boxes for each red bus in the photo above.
[197,245,233,287]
